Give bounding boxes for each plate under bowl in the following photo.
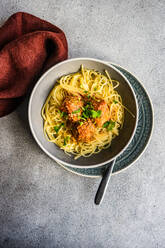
[28,58,138,168]
[55,62,153,176]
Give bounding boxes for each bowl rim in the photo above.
[28,57,139,169]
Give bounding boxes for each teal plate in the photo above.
[56,63,153,177]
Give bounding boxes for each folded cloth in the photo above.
[0,12,68,117]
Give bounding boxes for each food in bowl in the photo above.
[41,65,129,159]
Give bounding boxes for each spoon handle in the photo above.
[94,160,116,205]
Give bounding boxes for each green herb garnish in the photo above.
[54,123,64,133]
[64,136,70,146]
[61,111,67,117]
[80,103,101,119]
[103,121,110,128]
[113,100,118,104]
[82,111,89,119]
[103,120,115,131]
[58,109,67,118]
[90,110,101,118]
[86,101,93,106]
[79,121,84,126]
[94,87,97,91]
[72,108,81,114]
[80,117,86,121]
[84,90,88,94]
[85,104,91,109]
[108,120,115,130]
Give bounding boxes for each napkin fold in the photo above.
[0,12,68,117]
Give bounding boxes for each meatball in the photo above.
[92,100,110,127]
[61,95,83,122]
[77,119,95,142]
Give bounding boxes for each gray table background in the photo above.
[0,0,165,247]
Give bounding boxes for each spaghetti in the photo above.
[41,65,124,159]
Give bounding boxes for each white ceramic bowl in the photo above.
[28,58,138,168]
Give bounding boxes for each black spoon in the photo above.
[94,159,116,205]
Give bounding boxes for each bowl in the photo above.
[28,58,138,168]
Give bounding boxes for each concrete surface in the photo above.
[0,0,165,247]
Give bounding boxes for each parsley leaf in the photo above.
[113,100,118,104]
[80,117,86,121]
[80,102,101,119]
[86,102,92,105]
[103,121,110,128]
[72,108,81,114]
[64,136,70,146]
[90,110,101,118]
[58,109,67,117]
[103,120,115,130]
[61,111,67,117]
[107,120,115,130]
[54,123,64,133]
[79,121,84,126]
[82,111,89,118]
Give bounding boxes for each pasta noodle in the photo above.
[41,65,124,159]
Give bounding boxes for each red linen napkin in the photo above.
[0,12,68,117]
